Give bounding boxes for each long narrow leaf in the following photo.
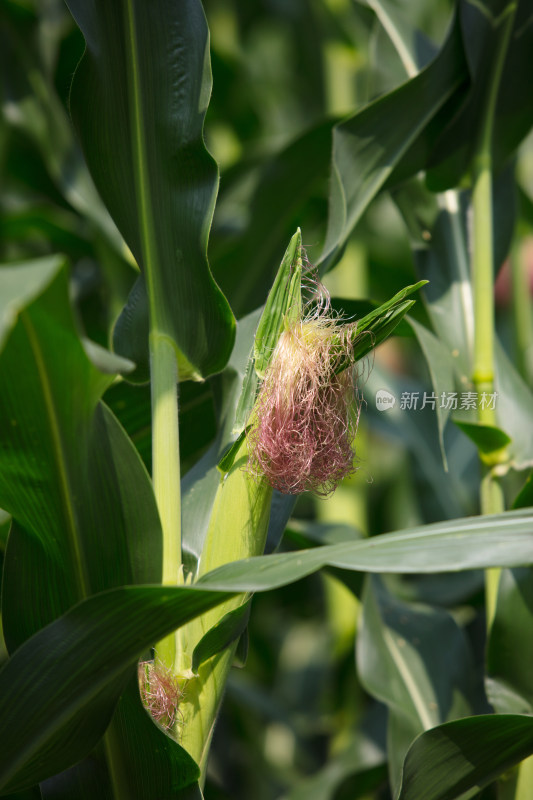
[1,509,532,790]
[321,14,466,270]
[0,264,162,653]
[66,0,235,379]
[0,586,234,794]
[397,714,533,800]
[200,509,533,590]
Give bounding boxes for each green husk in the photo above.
[177,435,272,777]
[176,236,427,777]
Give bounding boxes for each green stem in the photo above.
[151,332,183,672]
[469,14,531,778]
[470,4,516,623]
[481,465,505,628]
[472,157,497,427]
[471,3,516,423]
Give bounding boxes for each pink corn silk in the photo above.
[138,661,183,731]
[247,317,360,496]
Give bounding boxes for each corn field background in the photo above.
[1,0,533,798]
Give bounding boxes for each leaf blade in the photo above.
[321,16,467,269]
[397,714,533,800]
[2,509,533,790]
[66,0,235,379]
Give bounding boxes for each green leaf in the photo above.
[286,520,365,548]
[359,576,474,729]
[358,576,475,790]
[231,228,304,433]
[320,16,466,269]
[361,3,468,194]
[232,350,259,435]
[361,0,437,77]
[353,282,426,332]
[396,169,515,380]
[453,420,511,456]
[396,179,533,471]
[104,377,217,475]
[397,714,533,800]
[253,228,303,378]
[199,509,533,590]
[192,600,251,672]
[2,509,533,791]
[66,0,235,380]
[82,339,135,376]
[111,275,150,384]
[105,676,202,799]
[347,280,426,365]
[0,258,171,795]
[513,472,533,509]
[0,509,10,553]
[395,184,474,382]
[365,363,477,520]
[486,568,533,715]
[0,263,162,651]
[284,520,364,596]
[375,2,532,193]
[331,282,426,373]
[217,429,249,475]
[40,693,205,800]
[426,0,533,190]
[0,256,66,351]
[0,585,233,794]
[408,318,456,471]
[39,669,204,800]
[331,298,413,338]
[494,340,533,471]
[39,748,113,800]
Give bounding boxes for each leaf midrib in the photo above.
[21,311,89,599]
[124,0,159,327]
[368,0,418,78]
[382,627,435,731]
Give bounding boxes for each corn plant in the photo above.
[1,0,533,798]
